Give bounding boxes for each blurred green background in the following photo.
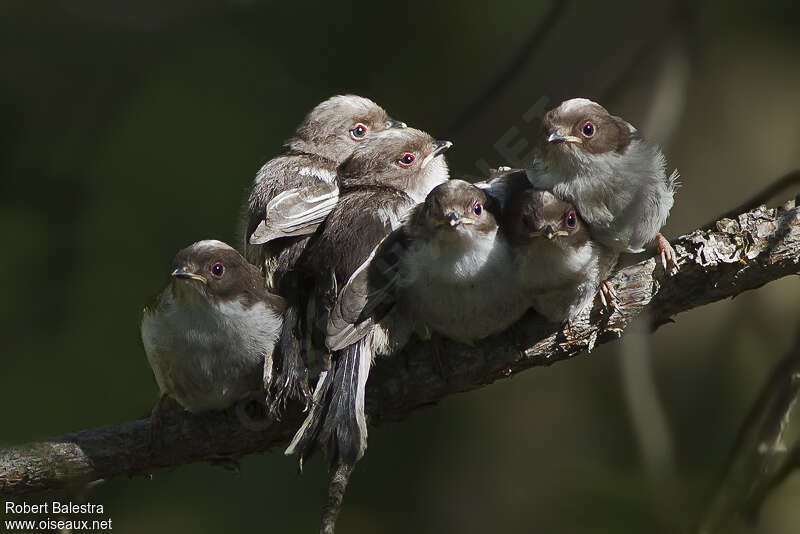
[2,0,799,532]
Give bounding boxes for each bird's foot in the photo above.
[598,279,618,311]
[656,233,679,275]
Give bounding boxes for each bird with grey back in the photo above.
[285,127,451,534]
[243,95,405,411]
[141,240,285,420]
[529,98,679,274]
[503,187,619,322]
[328,179,529,355]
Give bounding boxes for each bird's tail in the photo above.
[284,366,332,464]
[286,338,373,533]
[318,337,371,465]
[269,303,311,414]
[320,461,354,534]
[285,337,372,463]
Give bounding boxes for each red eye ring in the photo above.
[565,210,577,229]
[581,121,596,138]
[397,152,416,167]
[350,123,368,140]
[473,202,483,216]
[210,262,225,279]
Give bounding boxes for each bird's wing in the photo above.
[326,217,414,351]
[249,181,340,245]
[475,168,530,212]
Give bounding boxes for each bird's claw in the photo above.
[598,280,617,310]
[656,233,679,275]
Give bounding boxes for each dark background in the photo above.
[2,1,799,532]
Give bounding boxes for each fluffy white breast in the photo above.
[530,139,675,252]
[399,231,527,342]
[141,287,282,412]
[409,157,450,203]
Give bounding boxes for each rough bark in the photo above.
[2,201,799,498]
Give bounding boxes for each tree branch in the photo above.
[2,201,799,498]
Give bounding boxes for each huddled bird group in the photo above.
[140,94,679,533]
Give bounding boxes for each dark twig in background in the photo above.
[697,328,800,534]
[2,201,799,501]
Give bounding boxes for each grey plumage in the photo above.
[285,127,451,534]
[141,240,285,413]
[243,95,405,411]
[503,188,619,323]
[529,98,678,260]
[244,94,405,285]
[328,179,529,352]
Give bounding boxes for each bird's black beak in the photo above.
[171,265,207,284]
[543,225,556,240]
[433,139,453,155]
[446,212,461,227]
[422,140,453,169]
[547,130,582,144]
[386,118,407,129]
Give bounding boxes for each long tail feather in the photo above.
[288,336,373,533]
[317,338,371,465]
[285,368,331,464]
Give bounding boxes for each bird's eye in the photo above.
[397,152,416,167]
[350,123,368,140]
[210,262,225,279]
[581,121,596,138]
[565,210,577,229]
[473,202,483,216]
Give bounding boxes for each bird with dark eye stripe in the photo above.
[327,178,527,354]
[503,187,619,322]
[529,98,680,276]
[245,95,407,288]
[141,240,285,417]
[243,94,407,412]
[285,128,452,534]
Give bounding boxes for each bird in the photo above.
[141,240,285,418]
[328,178,528,353]
[529,98,679,274]
[243,95,406,411]
[244,94,406,285]
[502,187,619,322]
[285,127,452,534]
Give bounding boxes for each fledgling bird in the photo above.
[244,94,406,282]
[503,188,619,322]
[244,94,405,411]
[529,98,679,273]
[328,179,528,352]
[286,127,452,534]
[141,240,285,414]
